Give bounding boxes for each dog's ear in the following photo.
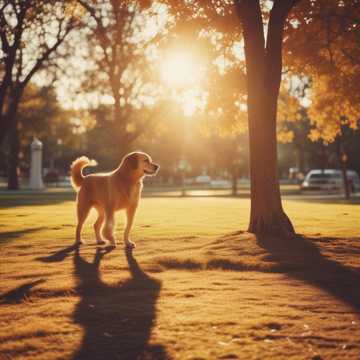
[126,153,138,170]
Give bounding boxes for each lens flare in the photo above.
[160,51,202,87]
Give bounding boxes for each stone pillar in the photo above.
[29,138,44,189]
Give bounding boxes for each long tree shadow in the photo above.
[0,191,75,209]
[256,234,360,312]
[72,247,168,360]
[0,227,45,245]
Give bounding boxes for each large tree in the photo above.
[161,0,299,236]
[0,0,80,189]
[234,0,298,236]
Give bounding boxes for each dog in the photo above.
[70,151,159,249]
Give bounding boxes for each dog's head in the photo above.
[123,151,159,178]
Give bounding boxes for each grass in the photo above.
[0,192,360,359]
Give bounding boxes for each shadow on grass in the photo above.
[36,244,79,263]
[72,247,168,360]
[0,191,75,209]
[0,227,45,245]
[0,279,46,304]
[156,232,360,312]
[256,234,360,312]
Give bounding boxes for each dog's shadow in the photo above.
[36,244,79,263]
[72,247,168,360]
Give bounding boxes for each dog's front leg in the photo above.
[103,210,117,247]
[124,206,137,249]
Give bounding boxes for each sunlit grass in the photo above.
[1,194,360,359]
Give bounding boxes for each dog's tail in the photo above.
[70,156,97,191]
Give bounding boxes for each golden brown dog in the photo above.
[70,151,159,249]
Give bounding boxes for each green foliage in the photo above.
[0,84,80,175]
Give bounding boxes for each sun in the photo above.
[159,50,206,117]
[160,51,202,87]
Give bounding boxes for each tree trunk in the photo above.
[340,158,350,199]
[7,122,20,190]
[113,90,133,156]
[236,0,296,237]
[246,93,294,236]
[296,143,305,174]
[337,136,350,199]
[0,120,10,146]
[231,167,238,196]
[5,93,22,190]
[320,142,328,170]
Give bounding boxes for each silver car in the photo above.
[301,169,360,192]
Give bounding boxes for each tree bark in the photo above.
[340,156,350,199]
[3,90,23,189]
[296,143,305,174]
[236,0,296,237]
[1,85,23,144]
[0,118,10,145]
[337,135,350,199]
[7,121,20,190]
[231,167,238,196]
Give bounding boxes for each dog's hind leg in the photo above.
[75,191,91,245]
[94,207,106,245]
[102,210,116,247]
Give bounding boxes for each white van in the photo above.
[301,169,360,192]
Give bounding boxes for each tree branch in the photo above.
[265,0,299,103]
[234,0,266,110]
[0,2,10,53]
[0,0,28,121]
[21,20,74,88]
[77,0,112,69]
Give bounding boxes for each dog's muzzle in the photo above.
[145,163,160,175]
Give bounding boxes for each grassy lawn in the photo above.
[1,193,360,359]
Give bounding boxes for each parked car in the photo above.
[210,179,231,188]
[195,175,211,185]
[301,169,360,192]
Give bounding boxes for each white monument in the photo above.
[29,138,44,189]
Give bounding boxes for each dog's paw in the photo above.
[96,239,107,245]
[125,241,136,250]
[107,240,117,248]
[75,239,86,245]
